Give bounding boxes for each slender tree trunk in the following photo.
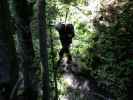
[0,0,18,99]
[13,0,38,99]
[50,28,58,100]
[37,0,50,100]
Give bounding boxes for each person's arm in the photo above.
[68,24,75,37]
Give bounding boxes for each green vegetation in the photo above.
[0,0,132,100]
[47,0,133,100]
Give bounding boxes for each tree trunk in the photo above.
[50,28,58,100]
[0,0,18,99]
[37,0,50,100]
[13,0,38,99]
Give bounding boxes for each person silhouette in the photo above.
[55,23,75,64]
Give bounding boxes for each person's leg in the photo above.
[59,48,64,60]
[64,46,72,63]
[57,47,65,65]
